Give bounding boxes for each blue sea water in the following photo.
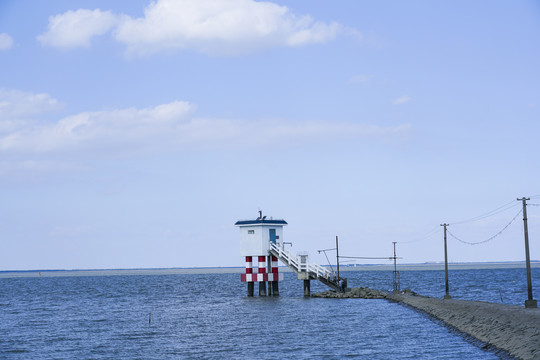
[1,268,537,359]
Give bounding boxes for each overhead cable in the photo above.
[447,208,523,245]
[399,225,440,244]
[339,255,399,260]
[450,199,519,225]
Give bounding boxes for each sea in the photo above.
[1,267,538,359]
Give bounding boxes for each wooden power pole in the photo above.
[441,223,451,299]
[518,197,537,308]
[392,242,400,293]
[336,236,340,282]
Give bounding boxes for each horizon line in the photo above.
[1,259,539,273]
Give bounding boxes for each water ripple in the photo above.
[0,269,531,359]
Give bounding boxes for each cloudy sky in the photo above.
[1,0,539,270]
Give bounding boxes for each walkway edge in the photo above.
[386,294,540,360]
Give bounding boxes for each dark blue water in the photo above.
[1,268,536,359]
[345,267,539,305]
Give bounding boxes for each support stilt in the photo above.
[245,256,254,297]
[270,255,279,296]
[267,256,272,296]
[272,281,279,296]
[304,279,310,297]
[259,281,267,296]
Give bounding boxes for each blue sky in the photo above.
[1,0,539,270]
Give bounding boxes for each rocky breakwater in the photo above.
[312,287,388,299]
[387,292,540,360]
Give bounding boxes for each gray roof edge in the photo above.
[234,219,288,226]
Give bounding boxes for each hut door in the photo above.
[269,229,276,243]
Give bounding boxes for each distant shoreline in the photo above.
[1,261,538,278]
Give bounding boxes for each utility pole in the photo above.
[392,242,400,293]
[441,223,451,299]
[336,236,340,282]
[518,197,537,308]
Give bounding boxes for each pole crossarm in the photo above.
[318,248,335,274]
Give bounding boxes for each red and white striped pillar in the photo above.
[241,256,253,281]
[258,256,267,296]
[270,255,279,296]
[243,256,254,296]
[270,255,279,276]
[240,254,281,297]
[245,256,253,278]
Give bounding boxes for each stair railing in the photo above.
[270,242,333,281]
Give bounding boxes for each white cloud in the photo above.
[37,9,118,48]
[0,89,63,134]
[392,95,412,106]
[0,33,14,50]
[114,0,344,55]
[37,0,349,55]
[0,100,194,152]
[0,94,409,155]
[0,89,62,117]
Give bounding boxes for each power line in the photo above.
[398,225,440,244]
[375,196,537,246]
[339,255,398,260]
[447,208,522,245]
[339,259,359,264]
[450,199,519,225]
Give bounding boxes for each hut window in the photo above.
[248,230,255,234]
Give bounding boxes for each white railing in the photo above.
[270,242,333,280]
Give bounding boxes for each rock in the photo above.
[311,287,388,299]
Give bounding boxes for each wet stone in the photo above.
[311,287,388,299]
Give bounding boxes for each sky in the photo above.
[0,0,539,270]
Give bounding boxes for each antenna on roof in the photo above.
[257,210,263,220]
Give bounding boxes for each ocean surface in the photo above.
[1,268,537,359]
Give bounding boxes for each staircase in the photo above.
[269,242,339,291]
